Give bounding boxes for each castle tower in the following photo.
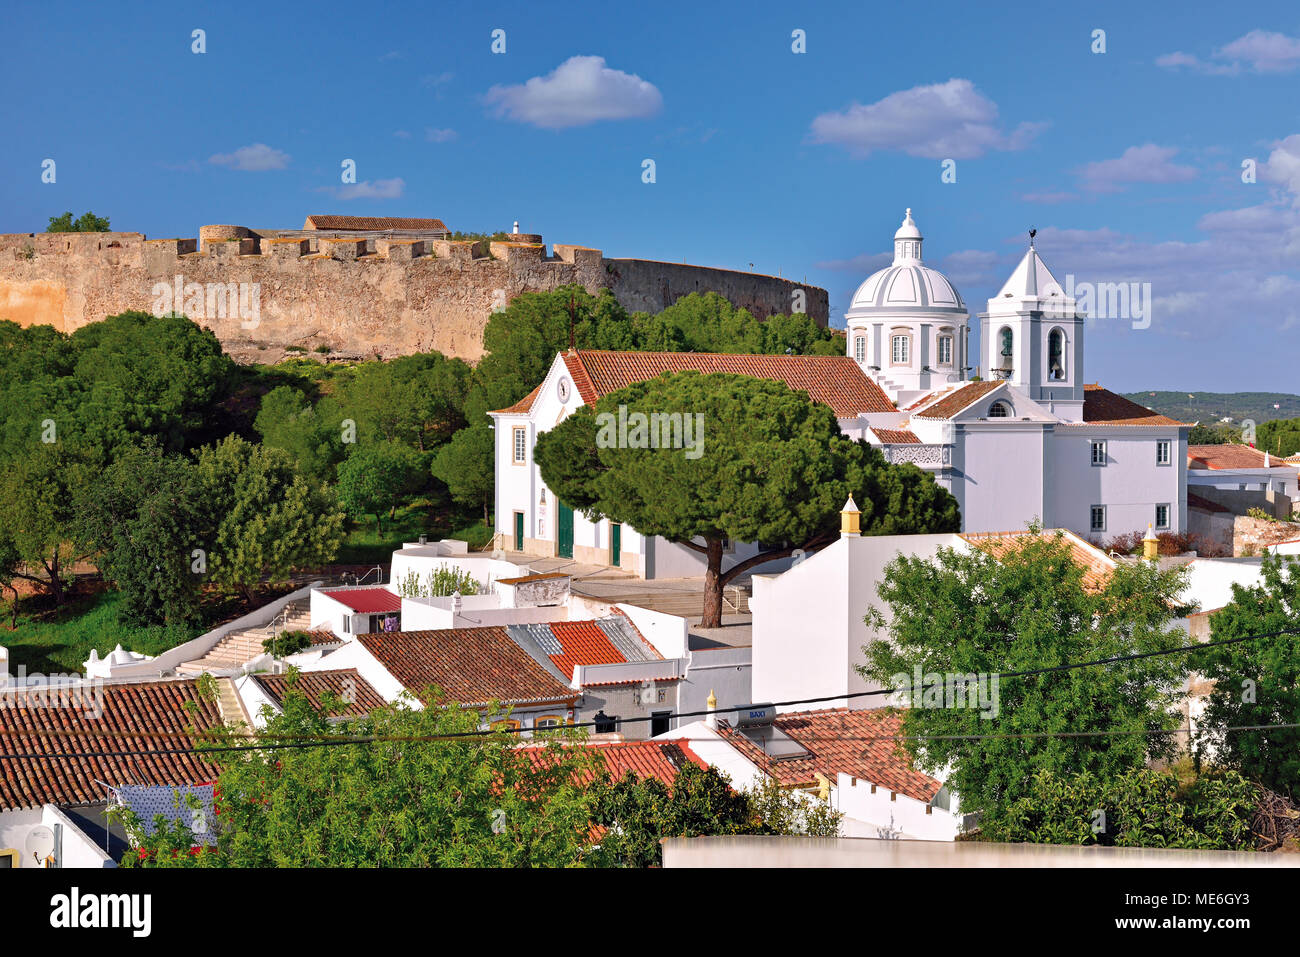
[980,236,1086,422]
[843,209,970,407]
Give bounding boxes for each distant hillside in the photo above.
[1122,391,1300,426]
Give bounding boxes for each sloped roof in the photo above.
[563,350,897,416]
[959,528,1116,594]
[319,587,402,614]
[870,427,922,444]
[527,740,706,787]
[1189,443,1290,470]
[0,679,222,811]
[507,616,661,685]
[716,707,941,803]
[252,669,386,718]
[913,380,1003,419]
[303,215,448,231]
[1081,385,1185,426]
[357,627,578,708]
[489,384,541,416]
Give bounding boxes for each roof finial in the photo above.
[904,207,913,222]
[1029,227,1037,248]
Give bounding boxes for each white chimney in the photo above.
[512,221,520,234]
[451,590,463,619]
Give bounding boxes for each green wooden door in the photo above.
[557,503,574,559]
[610,523,621,566]
[513,512,524,552]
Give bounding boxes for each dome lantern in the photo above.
[893,208,923,263]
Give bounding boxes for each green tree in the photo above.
[1187,422,1242,446]
[121,682,602,867]
[535,372,959,627]
[857,528,1192,829]
[335,442,421,533]
[1256,417,1300,458]
[194,436,345,602]
[253,384,344,485]
[431,423,495,527]
[1199,554,1300,801]
[0,443,92,605]
[0,533,20,630]
[47,210,111,233]
[74,444,204,627]
[984,767,1257,849]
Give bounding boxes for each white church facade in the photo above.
[488,209,1189,577]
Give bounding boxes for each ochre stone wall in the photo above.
[0,228,828,362]
[1232,515,1300,556]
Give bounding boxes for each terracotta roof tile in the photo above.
[913,380,1003,419]
[357,627,578,707]
[870,427,921,444]
[564,350,897,416]
[717,707,941,802]
[252,669,386,718]
[0,679,222,810]
[1082,385,1186,426]
[304,215,448,232]
[489,384,542,416]
[527,740,707,787]
[960,528,1116,594]
[496,572,570,585]
[545,621,631,679]
[1188,443,1291,470]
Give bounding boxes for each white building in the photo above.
[489,209,1191,574]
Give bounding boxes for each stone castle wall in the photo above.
[0,228,828,362]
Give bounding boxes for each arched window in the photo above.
[987,401,1011,418]
[995,327,1014,377]
[854,335,867,362]
[1048,329,1065,381]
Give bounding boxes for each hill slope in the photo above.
[1121,391,1300,426]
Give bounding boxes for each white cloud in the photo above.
[1157,30,1300,74]
[425,127,458,143]
[320,177,407,200]
[1022,191,1077,204]
[809,78,1044,159]
[1261,134,1300,197]
[484,56,663,129]
[1075,144,1197,192]
[208,143,290,171]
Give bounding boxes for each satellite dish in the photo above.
[26,825,55,864]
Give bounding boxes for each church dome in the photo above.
[846,209,967,319]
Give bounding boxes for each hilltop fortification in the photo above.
[0,223,828,361]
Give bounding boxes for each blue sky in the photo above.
[5,1,1300,392]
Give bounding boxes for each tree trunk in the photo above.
[701,537,725,629]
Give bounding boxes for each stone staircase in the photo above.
[177,600,313,676]
[215,677,252,734]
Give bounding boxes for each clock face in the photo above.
[556,376,571,402]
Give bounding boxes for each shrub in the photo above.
[396,566,481,598]
[262,630,314,656]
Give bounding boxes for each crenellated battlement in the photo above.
[0,222,828,361]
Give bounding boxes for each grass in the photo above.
[1,587,205,675]
[335,500,494,563]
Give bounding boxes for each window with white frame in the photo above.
[512,426,527,465]
[891,334,910,365]
[1090,505,1106,532]
[1155,504,1170,529]
[937,335,953,366]
[1090,440,1107,466]
[1156,440,1171,465]
[987,401,1011,418]
[854,335,866,362]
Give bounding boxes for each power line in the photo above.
[0,624,1297,760]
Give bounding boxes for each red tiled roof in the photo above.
[563,350,897,416]
[357,627,578,707]
[319,587,403,614]
[716,708,941,803]
[529,740,707,787]
[546,621,631,680]
[1188,443,1289,470]
[1082,385,1186,426]
[1187,491,1230,514]
[960,528,1116,594]
[870,427,921,444]
[252,669,387,718]
[913,380,1003,419]
[489,384,541,416]
[304,215,448,232]
[0,679,222,810]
